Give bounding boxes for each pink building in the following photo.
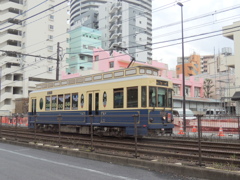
[62,48,204,98]
[61,48,220,112]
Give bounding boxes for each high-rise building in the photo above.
[70,0,152,63]
[0,0,69,113]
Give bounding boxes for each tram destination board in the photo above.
[156,80,168,86]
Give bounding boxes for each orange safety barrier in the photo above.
[218,125,225,137]
[178,123,185,135]
[191,125,197,133]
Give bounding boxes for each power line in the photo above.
[0,0,68,31]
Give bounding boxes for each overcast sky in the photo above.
[152,0,240,69]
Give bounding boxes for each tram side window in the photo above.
[141,86,146,107]
[46,96,50,111]
[149,87,156,107]
[114,88,123,108]
[157,88,166,107]
[127,86,138,108]
[51,95,57,110]
[95,93,99,115]
[168,89,172,107]
[72,93,78,110]
[58,94,63,110]
[64,94,70,110]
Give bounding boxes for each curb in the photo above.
[1,139,240,180]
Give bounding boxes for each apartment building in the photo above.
[66,26,102,74]
[0,0,69,113]
[176,53,201,77]
[70,0,152,63]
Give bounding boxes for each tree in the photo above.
[203,79,214,98]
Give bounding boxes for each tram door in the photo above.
[87,91,100,123]
[31,98,37,115]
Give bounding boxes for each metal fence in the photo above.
[173,115,240,140]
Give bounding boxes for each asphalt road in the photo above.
[0,143,203,180]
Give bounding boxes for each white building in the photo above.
[0,0,69,113]
[70,0,152,63]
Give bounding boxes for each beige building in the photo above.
[0,0,69,113]
[222,21,240,114]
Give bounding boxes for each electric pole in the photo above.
[56,42,60,80]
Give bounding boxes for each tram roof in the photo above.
[35,66,163,90]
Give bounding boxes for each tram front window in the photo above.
[149,87,156,107]
[149,87,167,107]
[157,88,166,107]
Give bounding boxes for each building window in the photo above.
[47,46,53,51]
[48,35,53,40]
[194,87,200,97]
[79,55,84,60]
[49,25,54,30]
[49,14,54,20]
[173,84,180,95]
[95,55,99,61]
[185,86,191,97]
[109,61,114,68]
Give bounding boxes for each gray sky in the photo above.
[152,0,240,69]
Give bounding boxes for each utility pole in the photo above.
[56,42,60,80]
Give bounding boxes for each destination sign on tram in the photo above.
[156,80,168,86]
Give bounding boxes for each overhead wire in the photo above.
[1,0,239,72]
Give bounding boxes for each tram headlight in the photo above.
[167,113,172,123]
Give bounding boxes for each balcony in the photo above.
[2,65,21,75]
[109,23,119,32]
[0,12,16,21]
[109,40,121,49]
[12,80,23,87]
[0,92,12,101]
[0,33,22,44]
[0,43,21,52]
[0,56,19,65]
[110,3,119,14]
[0,1,23,11]
[109,14,121,23]
[110,30,121,40]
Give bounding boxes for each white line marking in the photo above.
[0,148,137,180]
[14,148,30,152]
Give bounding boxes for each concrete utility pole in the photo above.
[177,2,186,132]
[56,42,60,81]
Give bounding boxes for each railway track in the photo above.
[1,126,240,168]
